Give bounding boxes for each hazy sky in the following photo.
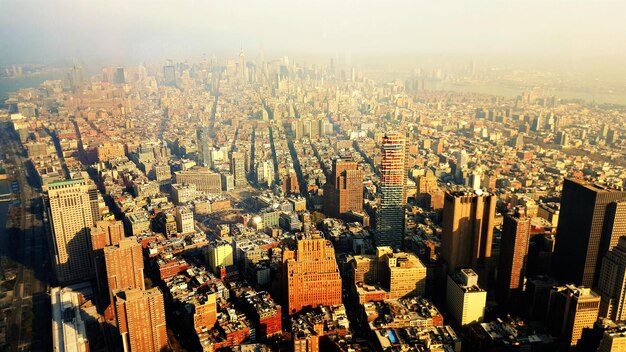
[1,0,625,66]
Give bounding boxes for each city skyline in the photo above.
[2,3,626,351]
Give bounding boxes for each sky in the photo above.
[1,0,625,67]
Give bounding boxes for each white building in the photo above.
[51,287,89,352]
[446,268,487,326]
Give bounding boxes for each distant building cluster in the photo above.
[2,50,626,352]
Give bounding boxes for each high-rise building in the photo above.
[376,132,407,249]
[496,207,531,309]
[446,269,487,326]
[597,324,626,352]
[163,65,176,86]
[115,67,126,84]
[546,285,600,347]
[441,190,496,283]
[113,288,167,352]
[415,169,444,209]
[552,179,626,287]
[255,160,274,187]
[323,159,364,219]
[91,220,124,250]
[230,151,247,187]
[597,236,626,321]
[91,220,125,298]
[104,237,145,303]
[175,206,194,234]
[207,240,234,274]
[188,292,217,335]
[282,170,299,194]
[377,247,427,298]
[239,49,248,82]
[196,127,212,167]
[283,236,342,315]
[45,179,100,284]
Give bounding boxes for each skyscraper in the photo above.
[597,236,626,321]
[552,179,626,287]
[376,132,406,248]
[196,127,212,167]
[239,49,248,82]
[446,269,487,326]
[104,237,145,303]
[496,207,531,309]
[163,65,176,86]
[113,288,167,352]
[323,159,364,219]
[547,285,600,347]
[230,151,247,188]
[45,179,100,284]
[283,235,342,315]
[115,67,126,84]
[441,190,496,283]
[91,220,125,299]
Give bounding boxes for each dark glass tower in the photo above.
[552,178,626,287]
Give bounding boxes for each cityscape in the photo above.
[1,1,626,352]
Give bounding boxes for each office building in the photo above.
[376,132,407,249]
[446,269,487,326]
[163,65,176,86]
[113,288,167,352]
[175,206,194,234]
[45,179,99,284]
[378,248,427,298]
[283,236,342,314]
[552,179,626,287]
[115,67,125,84]
[496,207,531,309]
[597,236,626,321]
[104,237,145,303]
[91,220,124,250]
[547,285,600,347]
[323,159,364,219]
[91,220,125,298]
[188,292,218,335]
[230,151,247,187]
[598,324,626,352]
[207,240,234,274]
[196,127,212,167]
[171,183,198,204]
[174,166,222,194]
[441,190,496,283]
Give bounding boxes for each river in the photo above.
[434,82,626,106]
[0,72,67,107]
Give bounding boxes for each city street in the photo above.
[0,124,51,351]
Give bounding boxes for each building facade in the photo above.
[496,207,531,309]
[552,179,626,287]
[45,179,99,284]
[283,236,342,314]
[114,288,168,352]
[441,190,496,284]
[323,159,364,219]
[376,132,406,249]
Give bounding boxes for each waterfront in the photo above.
[435,82,626,106]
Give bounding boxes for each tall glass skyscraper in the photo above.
[376,132,406,249]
